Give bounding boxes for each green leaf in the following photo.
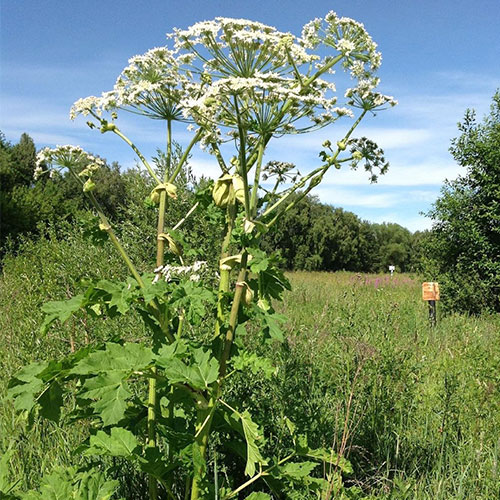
[155,338,188,366]
[75,470,120,500]
[86,427,139,457]
[248,247,270,273]
[94,279,139,315]
[37,467,76,500]
[296,437,353,475]
[263,312,287,342]
[162,348,219,390]
[71,342,154,375]
[38,381,64,422]
[8,377,44,412]
[170,281,216,325]
[17,467,120,500]
[81,372,132,426]
[137,447,181,480]
[240,410,266,477]
[231,350,275,378]
[40,295,85,334]
[279,461,318,480]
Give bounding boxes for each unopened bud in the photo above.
[212,174,234,207]
[83,179,96,192]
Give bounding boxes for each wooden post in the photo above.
[422,282,440,326]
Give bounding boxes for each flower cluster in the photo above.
[153,261,208,283]
[67,13,395,192]
[70,47,190,122]
[301,11,381,73]
[349,137,389,182]
[35,146,105,190]
[345,78,398,111]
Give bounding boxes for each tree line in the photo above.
[0,131,423,274]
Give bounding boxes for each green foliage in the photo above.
[262,195,419,273]
[424,90,500,313]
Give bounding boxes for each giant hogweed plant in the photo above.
[6,12,395,500]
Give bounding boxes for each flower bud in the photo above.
[100,122,116,133]
[241,282,254,306]
[232,175,246,205]
[337,141,346,151]
[352,151,363,161]
[83,179,96,192]
[212,174,234,207]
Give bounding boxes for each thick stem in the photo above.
[148,119,173,500]
[219,253,249,380]
[250,140,265,218]
[214,201,237,339]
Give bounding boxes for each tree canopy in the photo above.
[424,90,500,313]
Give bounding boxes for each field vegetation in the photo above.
[2,247,500,498]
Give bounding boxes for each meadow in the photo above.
[1,239,499,498]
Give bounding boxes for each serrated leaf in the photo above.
[94,279,138,315]
[37,467,76,500]
[303,448,353,475]
[86,427,139,457]
[240,410,266,477]
[231,351,275,378]
[191,348,219,388]
[155,338,188,366]
[71,342,153,375]
[170,281,215,325]
[279,461,318,480]
[295,438,353,475]
[40,295,85,334]
[137,447,181,480]
[263,313,286,342]
[8,377,44,412]
[81,372,132,426]
[162,348,219,390]
[75,471,119,500]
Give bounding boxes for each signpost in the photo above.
[388,265,395,277]
[422,282,440,326]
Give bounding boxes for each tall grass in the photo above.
[275,271,500,499]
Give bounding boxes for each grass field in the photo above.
[277,272,500,499]
[1,260,500,498]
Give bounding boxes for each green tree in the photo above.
[424,90,500,313]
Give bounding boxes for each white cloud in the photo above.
[313,186,401,209]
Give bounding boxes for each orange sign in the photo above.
[422,282,440,301]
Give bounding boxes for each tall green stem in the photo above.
[111,126,161,184]
[67,169,145,288]
[250,139,265,217]
[219,252,248,380]
[234,97,252,219]
[148,119,173,500]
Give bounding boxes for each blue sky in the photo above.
[1,0,499,231]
